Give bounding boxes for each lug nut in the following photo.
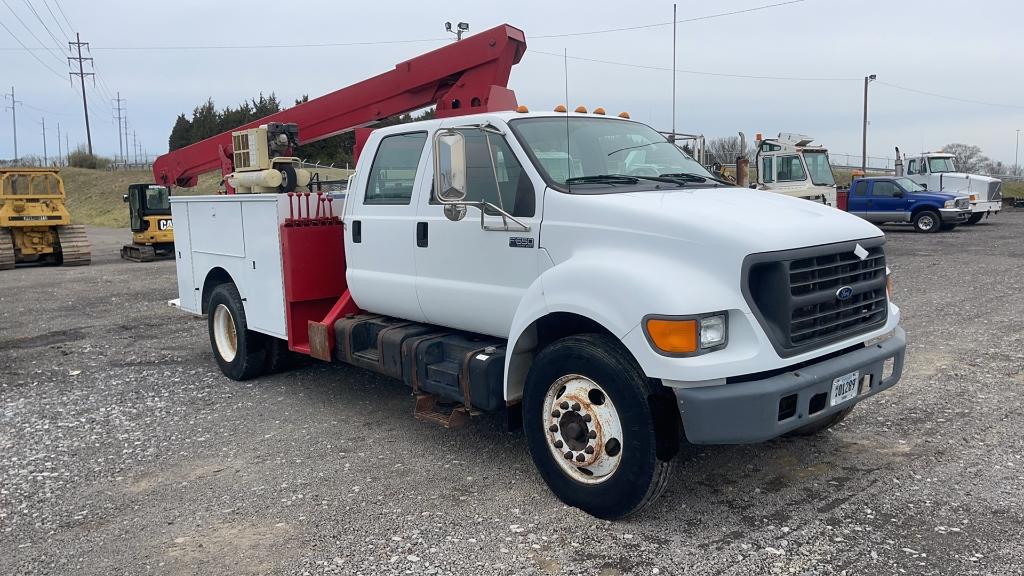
[560,401,570,410]
[584,446,594,454]
[587,430,597,439]
[553,440,563,449]
[549,424,558,433]
[564,451,573,460]
[575,453,585,462]
[571,402,581,411]
[551,410,561,418]
[583,414,592,422]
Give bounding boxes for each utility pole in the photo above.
[123,117,130,165]
[1016,129,1020,177]
[671,3,677,143]
[113,92,125,165]
[4,86,20,162]
[56,122,62,166]
[64,132,69,165]
[132,129,138,164]
[861,74,876,173]
[41,117,48,165]
[68,33,95,155]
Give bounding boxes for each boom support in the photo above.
[153,24,526,188]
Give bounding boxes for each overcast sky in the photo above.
[2,0,1022,168]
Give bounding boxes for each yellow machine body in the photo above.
[0,168,90,268]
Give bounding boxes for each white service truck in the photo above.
[171,110,907,519]
[900,151,1002,224]
[753,133,839,207]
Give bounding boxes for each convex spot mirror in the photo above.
[433,129,467,203]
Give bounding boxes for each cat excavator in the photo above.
[121,183,174,262]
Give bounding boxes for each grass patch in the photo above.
[1002,181,1024,199]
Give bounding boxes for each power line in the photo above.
[21,0,66,54]
[875,80,1024,110]
[532,0,807,39]
[2,0,63,64]
[40,0,70,42]
[532,49,859,82]
[51,0,73,33]
[0,18,67,80]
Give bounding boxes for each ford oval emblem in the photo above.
[836,286,854,301]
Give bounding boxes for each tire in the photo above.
[207,283,266,381]
[785,406,854,437]
[912,210,941,233]
[277,164,298,193]
[965,213,984,225]
[523,333,678,520]
[264,336,292,374]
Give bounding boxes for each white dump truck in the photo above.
[899,150,1002,224]
[753,133,838,207]
[168,110,906,519]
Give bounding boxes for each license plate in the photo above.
[830,371,859,406]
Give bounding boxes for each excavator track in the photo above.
[56,225,91,267]
[0,229,15,270]
[121,244,159,262]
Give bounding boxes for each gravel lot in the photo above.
[2,214,1023,576]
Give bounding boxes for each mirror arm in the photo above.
[474,201,530,232]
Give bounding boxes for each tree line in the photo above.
[167,94,434,167]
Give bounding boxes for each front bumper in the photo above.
[939,208,970,223]
[971,201,1002,214]
[674,326,906,444]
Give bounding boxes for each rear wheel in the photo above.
[207,283,266,380]
[965,213,984,225]
[912,210,940,233]
[523,334,677,520]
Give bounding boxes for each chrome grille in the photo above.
[988,181,1002,201]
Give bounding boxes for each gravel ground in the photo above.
[1,215,1023,576]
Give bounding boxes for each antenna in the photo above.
[564,48,570,189]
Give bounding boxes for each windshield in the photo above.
[927,157,957,173]
[893,177,925,192]
[509,117,713,189]
[145,186,171,210]
[803,151,835,186]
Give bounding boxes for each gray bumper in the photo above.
[674,327,906,444]
[939,208,970,223]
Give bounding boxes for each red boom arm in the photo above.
[152,24,526,188]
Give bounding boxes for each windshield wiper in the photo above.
[660,172,733,186]
[565,174,639,185]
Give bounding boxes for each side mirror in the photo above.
[122,194,129,203]
[432,129,467,203]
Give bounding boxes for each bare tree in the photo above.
[939,143,989,173]
[706,136,751,166]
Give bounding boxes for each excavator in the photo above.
[0,168,91,270]
[121,183,175,262]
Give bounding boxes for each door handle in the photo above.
[352,220,362,243]
[416,222,428,247]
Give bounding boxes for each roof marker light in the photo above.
[617,111,630,119]
[515,105,529,113]
[593,107,606,115]
[574,105,588,113]
[554,104,567,113]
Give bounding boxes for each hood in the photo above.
[933,173,1001,198]
[548,186,882,254]
[913,191,959,202]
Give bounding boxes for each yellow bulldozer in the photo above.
[0,168,91,270]
[121,183,174,262]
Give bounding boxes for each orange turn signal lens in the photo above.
[645,318,698,354]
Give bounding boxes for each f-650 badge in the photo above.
[158,219,174,231]
[509,237,534,249]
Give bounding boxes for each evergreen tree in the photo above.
[168,114,192,151]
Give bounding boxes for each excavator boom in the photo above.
[153,24,526,188]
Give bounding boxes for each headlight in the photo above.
[644,312,728,356]
[943,199,955,208]
[886,266,894,300]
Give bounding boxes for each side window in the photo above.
[761,157,774,183]
[871,181,900,197]
[906,159,917,175]
[364,132,427,205]
[776,155,806,181]
[853,180,868,196]
[445,130,535,217]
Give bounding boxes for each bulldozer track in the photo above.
[0,229,15,270]
[56,225,91,267]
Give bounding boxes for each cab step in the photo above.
[413,393,472,428]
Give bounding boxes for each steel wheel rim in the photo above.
[919,215,935,230]
[213,304,238,362]
[543,374,623,485]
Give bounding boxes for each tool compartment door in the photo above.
[169,200,197,313]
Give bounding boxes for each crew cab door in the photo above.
[414,120,543,338]
[344,130,430,322]
[866,179,908,222]
[846,179,869,218]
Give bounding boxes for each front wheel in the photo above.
[523,334,678,520]
[912,210,941,233]
[207,283,267,380]
[965,212,984,225]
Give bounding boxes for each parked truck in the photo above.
[753,133,838,207]
[897,148,1002,224]
[159,25,907,519]
[846,176,971,232]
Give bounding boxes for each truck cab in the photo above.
[903,152,1002,224]
[171,110,907,520]
[847,176,970,232]
[753,133,838,207]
